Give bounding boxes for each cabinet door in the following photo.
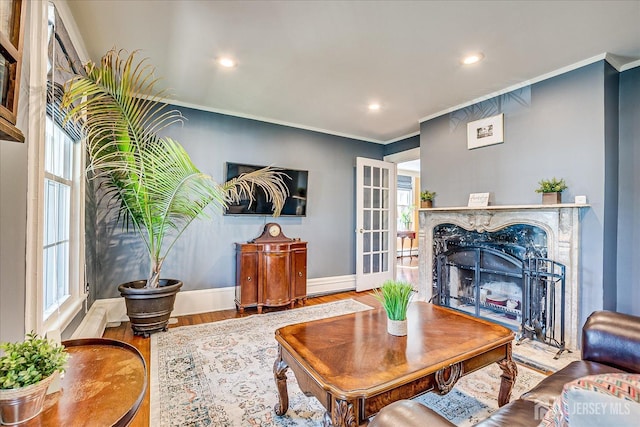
[236,251,259,306]
[291,247,307,300]
[262,252,290,305]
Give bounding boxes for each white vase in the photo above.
[387,319,408,336]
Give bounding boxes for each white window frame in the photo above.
[25,0,86,336]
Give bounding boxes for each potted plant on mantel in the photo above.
[420,190,436,208]
[535,177,568,205]
[0,333,68,424]
[62,50,288,337]
[372,280,415,336]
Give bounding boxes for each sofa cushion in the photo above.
[539,373,640,426]
[520,360,625,407]
[474,399,544,427]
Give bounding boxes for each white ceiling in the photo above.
[63,0,640,144]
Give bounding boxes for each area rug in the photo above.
[151,300,546,426]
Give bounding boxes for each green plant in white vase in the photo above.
[372,280,415,336]
[399,205,415,230]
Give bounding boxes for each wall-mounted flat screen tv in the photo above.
[224,162,308,216]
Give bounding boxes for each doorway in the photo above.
[396,159,419,284]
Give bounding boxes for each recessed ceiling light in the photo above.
[218,57,236,68]
[368,103,381,111]
[462,53,484,65]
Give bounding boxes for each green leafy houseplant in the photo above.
[535,178,568,194]
[62,49,288,289]
[0,332,68,390]
[372,280,415,321]
[420,190,436,202]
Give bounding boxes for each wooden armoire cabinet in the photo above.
[235,223,307,313]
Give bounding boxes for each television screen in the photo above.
[224,162,308,216]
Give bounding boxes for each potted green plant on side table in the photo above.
[0,333,68,425]
[536,177,568,205]
[420,190,436,208]
[62,50,289,337]
[372,280,415,336]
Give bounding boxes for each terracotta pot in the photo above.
[0,373,56,425]
[118,279,183,337]
[542,192,561,205]
[387,319,408,336]
[421,200,433,208]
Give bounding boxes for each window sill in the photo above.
[43,295,86,336]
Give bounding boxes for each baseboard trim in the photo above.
[71,274,357,338]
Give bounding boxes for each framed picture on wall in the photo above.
[467,113,504,149]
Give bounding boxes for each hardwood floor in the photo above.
[102,290,383,427]
[102,261,416,426]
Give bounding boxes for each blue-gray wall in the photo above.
[419,61,621,329]
[91,108,384,298]
[617,66,640,316]
[384,134,420,156]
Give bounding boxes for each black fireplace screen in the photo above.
[435,245,566,355]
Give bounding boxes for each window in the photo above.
[43,116,73,318]
[31,2,86,334]
[397,175,414,231]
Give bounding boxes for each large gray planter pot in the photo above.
[118,279,183,337]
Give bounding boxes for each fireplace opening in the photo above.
[433,224,567,356]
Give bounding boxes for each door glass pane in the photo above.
[382,231,388,251]
[364,232,371,253]
[373,253,380,273]
[373,188,380,208]
[363,187,371,208]
[373,210,380,230]
[363,254,371,274]
[382,252,388,272]
[373,232,380,251]
[382,189,388,209]
[382,210,388,229]
[363,209,371,231]
[364,166,371,186]
[382,168,389,188]
[373,167,380,187]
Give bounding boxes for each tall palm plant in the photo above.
[62,49,288,288]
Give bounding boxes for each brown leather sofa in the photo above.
[369,310,640,427]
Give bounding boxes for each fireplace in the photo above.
[433,224,567,355]
[418,204,588,350]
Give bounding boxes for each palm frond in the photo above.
[222,167,289,216]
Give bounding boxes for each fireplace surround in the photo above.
[418,204,589,350]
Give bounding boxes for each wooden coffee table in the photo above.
[273,302,517,426]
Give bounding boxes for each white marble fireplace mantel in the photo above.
[418,203,590,350]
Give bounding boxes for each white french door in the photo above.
[355,157,396,291]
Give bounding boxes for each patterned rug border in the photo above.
[149,299,373,426]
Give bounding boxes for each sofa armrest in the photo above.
[368,400,455,427]
[582,310,640,373]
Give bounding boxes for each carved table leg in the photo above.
[273,346,289,416]
[322,398,358,427]
[497,343,518,407]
